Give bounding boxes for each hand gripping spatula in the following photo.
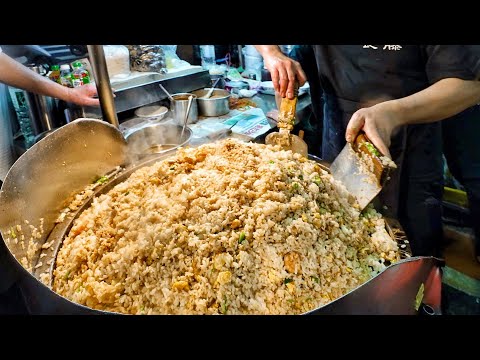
[330,132,393,210]
[265,82,308,157]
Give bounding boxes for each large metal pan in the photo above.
[0,119,443,314]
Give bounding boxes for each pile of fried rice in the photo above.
[52,139,399,314]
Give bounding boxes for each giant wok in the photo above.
[0,119,443,314]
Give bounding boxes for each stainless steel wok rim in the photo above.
[302,255,444,315]
[3,144,413,315]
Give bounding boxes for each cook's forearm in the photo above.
[391,78,480,127]
[254,45,283,57]
[0,53,72,102]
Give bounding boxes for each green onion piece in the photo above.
[284,278,293,285]
[365,142,381,157]
[311,276,320,284]
[238,232,246,244]
[220,295,229,314]
[298,174,303,180]
[95,175,109,184]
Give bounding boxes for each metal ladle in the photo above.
[180,95,194,139]
[202,77,221,99]
[159,83,174,101]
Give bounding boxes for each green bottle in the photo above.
[48,64,61,84]
[71,61,91,87]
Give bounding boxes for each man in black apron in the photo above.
[286,45,324,157]
[442,105,480,262]
[256,45,480,257]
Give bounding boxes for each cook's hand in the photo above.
[67,83,100,107]
[263,52,307,99]
[345,101,403,159]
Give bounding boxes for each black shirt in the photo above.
[312,45,480,108]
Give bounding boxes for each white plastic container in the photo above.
[103,45,131,79]
[243,45,261,57]
[242,46,263,69]
[242,46,263,80]
[200,45,216,70]
[244,54,263,70]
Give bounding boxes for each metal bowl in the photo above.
[192,88,231,117]
[134,104,168,122]
[125,123,192,159]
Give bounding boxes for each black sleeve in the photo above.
[463,45,480,79]
[424,45,480,83]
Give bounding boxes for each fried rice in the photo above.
[52,139,399,314]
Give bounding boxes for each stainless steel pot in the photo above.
[170,93,198,125]
[0,119,443,314]
[192,89,231,117]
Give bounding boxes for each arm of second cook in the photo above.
[0,52,100,107]
[345,78,480,158]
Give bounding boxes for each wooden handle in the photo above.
[277,82,299,131]
[353,132,386,185]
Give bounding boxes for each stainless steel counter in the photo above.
[82,67,211,117]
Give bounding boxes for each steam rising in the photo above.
[124,118,192,164]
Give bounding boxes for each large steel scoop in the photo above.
[265,83,308,157]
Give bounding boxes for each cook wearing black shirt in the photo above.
[256,45,480,257]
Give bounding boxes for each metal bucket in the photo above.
[170,93,198,125]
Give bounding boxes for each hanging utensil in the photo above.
[180,95,194,139]
[159,83,174,101]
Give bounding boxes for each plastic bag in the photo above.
[103,45,130,78]
[126,45,167,73]
[158,45,191,70]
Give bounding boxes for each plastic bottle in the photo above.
[59,64,73,88]
[242,45,263,81]
[200,45,216,70]
[71,61,90,87]
[48,65,61,84]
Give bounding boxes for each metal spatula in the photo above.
[265,82,308,157]
[330,132,392,210]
